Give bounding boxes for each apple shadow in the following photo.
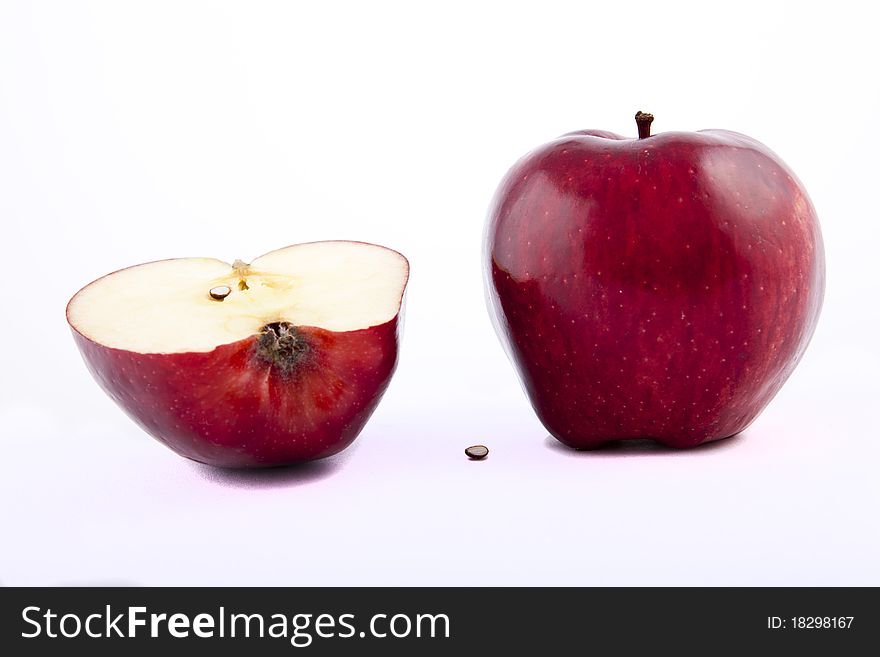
[189,453,349,489]
[543,431,746,458]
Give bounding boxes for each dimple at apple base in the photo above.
[485,112,824,449]
[67,241,409,468]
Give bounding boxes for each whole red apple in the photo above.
[67,241,409,467]
[485,113,824,449]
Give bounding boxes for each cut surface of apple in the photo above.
[68,241,409,354]
[67,241,409,468]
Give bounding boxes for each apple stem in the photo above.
[635,111,654,139]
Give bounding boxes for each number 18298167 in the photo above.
[767,617,854,630]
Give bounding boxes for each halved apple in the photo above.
[67,241,409,468]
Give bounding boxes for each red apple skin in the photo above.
[485,127,824,449]
[69,319,401,468]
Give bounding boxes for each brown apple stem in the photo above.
[635,111,654,139]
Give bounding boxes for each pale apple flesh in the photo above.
[68,241,409,468]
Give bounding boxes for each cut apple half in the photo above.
[68,241,409,354]
[67,241,409,468]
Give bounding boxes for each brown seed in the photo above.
[465,445,489,460]
[209,285,232,301]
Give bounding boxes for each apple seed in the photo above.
[209,285,232,301]
[465,445,489,460]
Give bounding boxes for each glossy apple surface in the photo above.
[68,241,409,467]
[485,115,824,449]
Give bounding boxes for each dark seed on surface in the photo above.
[465,445,489,460]
[209,285,232,301]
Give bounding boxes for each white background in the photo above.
[1,0,878,585]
